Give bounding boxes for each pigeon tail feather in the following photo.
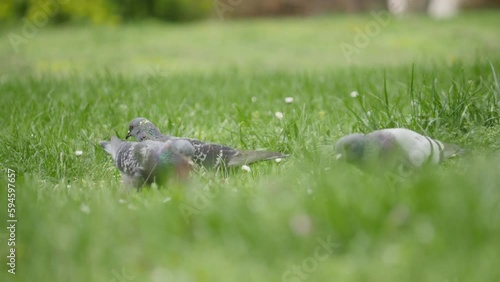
[227,150,288,167]
[442,143,464,159]
[100,136,124,159]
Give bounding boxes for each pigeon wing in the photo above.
[185,139,239,168]
[372,129,438,166]
[115,142,147,180]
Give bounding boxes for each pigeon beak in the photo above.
[125,131,131,139]
[335,153,343,161]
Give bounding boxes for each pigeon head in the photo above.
[335,133,366,164]
[126,117,162,141]
[170,139,195,159]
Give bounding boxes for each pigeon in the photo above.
[125,117,288,168]
[100,136,195,189]
[335,128,462,176]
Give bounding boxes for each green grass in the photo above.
[1,11,499,75]
[1,11,500,282]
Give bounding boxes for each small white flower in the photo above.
[75,150,83,156]
[275,112,284,120]
[119,104,128,111]
[289,214,313,236]
[251,96,257,103]
[350,91,359,98]
[80,204,90,214]
[275,158,282,163]
[241,165,251,172]
[284,97,294,104]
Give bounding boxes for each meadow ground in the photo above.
[1,11,500,282]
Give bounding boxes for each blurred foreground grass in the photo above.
[0,11,500,282]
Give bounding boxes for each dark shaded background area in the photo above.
[1,0,499,24]
[230,0,500,16]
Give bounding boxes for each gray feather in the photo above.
[126,117,288,168]
[100,136,194,189]
[335,128,462,175]
[227,150,288,167]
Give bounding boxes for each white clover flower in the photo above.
[350,91,359,98]
[289,214,313,236]
[75,150,83,156]
[284,97,294,104]
[275,158,282,163]
[275,112,284,120]
[251,96,257,103]
[119,104,128,111]
[241,165,251,172]
[80,204,90,214]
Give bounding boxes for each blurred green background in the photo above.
[1,1,500,282]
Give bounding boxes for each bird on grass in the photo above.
[125,117,288,169]
[100,136,194,190]
[335,128,463,177]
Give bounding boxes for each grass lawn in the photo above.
[1,11,500,282]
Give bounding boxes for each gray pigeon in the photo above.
[125,117,288,169]
[335,128,462,176]
[100,136,195,189]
